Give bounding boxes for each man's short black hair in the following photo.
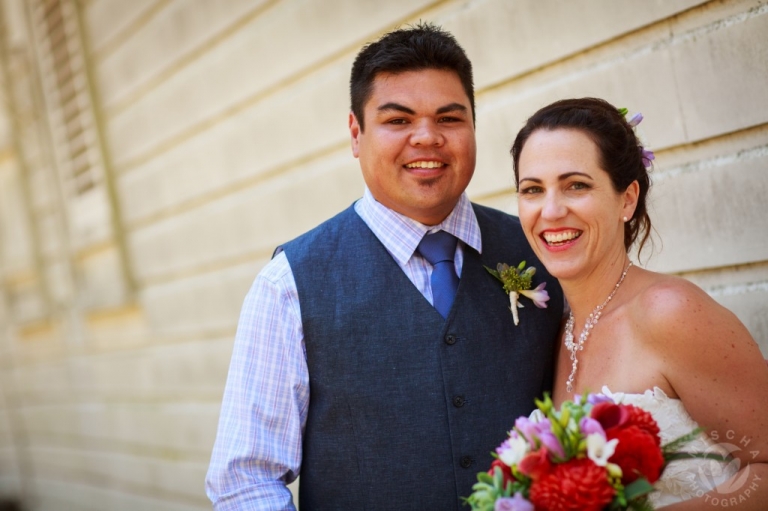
[350,22,475,131]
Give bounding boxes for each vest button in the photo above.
[459,455,473,469]
[452,395,466,408]
[445,334,456,345]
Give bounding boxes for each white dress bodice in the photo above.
[601,386,740,507]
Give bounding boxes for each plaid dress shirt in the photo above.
[205,188,482,510]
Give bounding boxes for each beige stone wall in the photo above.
[0,0,765,509]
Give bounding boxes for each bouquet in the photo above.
[465,394,709,511]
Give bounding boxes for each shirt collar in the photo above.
[356,187,482,266]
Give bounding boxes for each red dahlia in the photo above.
[607,425,665,484]
[529,458,614,511]
[624,404,661,446]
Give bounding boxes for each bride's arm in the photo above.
[639,277,768,510]
[659,465,768,510]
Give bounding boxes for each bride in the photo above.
[511,98,768,509]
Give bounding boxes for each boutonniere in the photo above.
[484,261,549,326]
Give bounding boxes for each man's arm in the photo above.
[205,253,308,511]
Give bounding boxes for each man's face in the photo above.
[349,68,476,226]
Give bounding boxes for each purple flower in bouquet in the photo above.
[588,393,614,405]
[494,492,534,511]
[579,416,606,438]
[514,416,540,447]
[538,429,566,459]
[514,416,564,459]
[574,393,613,406]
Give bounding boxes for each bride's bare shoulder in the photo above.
[633,270,738,334]
[627,269,756,358]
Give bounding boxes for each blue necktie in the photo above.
[417,231,459,319]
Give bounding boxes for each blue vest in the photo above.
[281,204,563,510]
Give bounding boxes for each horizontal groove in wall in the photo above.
[652,123,768,181]
[101,0,281,116]
[134,247,272,288]
[9,394,227,410]
[26,474,210,508]
[5,328,235,367]
[89,0,173,63]
[14,394,226,409]
[478,2,768,110]
[123,140,348,232]
[705,280,768,297]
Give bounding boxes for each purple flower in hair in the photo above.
[641,148,655,168]
[627,112,644,127]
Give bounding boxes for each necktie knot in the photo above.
[417,230,458,265]
[417,231,459,319]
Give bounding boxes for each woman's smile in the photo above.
[540,228,583,250]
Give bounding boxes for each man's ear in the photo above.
[349,112,361,158]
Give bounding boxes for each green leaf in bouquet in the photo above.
[549,414,565,437]
[493,466,504,490]
[664,451,729,463]
[534,393,554,415]
[624,478,654,500]
[606,498,625,511]
[464,465,517,510]
[627,499,654,511]
[607,482,627,510]
[661,427,704,453]
[476,472,494,485]
[662,427,729,463]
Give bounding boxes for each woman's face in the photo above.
[516,128,638,282]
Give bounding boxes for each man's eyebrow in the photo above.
[436,103,467,115]
[375,102,469,116]
[377,103,415,115]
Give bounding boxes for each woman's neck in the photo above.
[560,250,632,321]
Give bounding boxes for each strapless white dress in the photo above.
[601,386,740,507]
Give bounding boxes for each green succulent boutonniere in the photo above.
[485,261,550,326]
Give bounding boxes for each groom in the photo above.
[206,22,563,510]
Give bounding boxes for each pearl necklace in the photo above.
[564,261,633,393]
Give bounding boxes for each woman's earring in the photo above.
[623,216,628,222]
